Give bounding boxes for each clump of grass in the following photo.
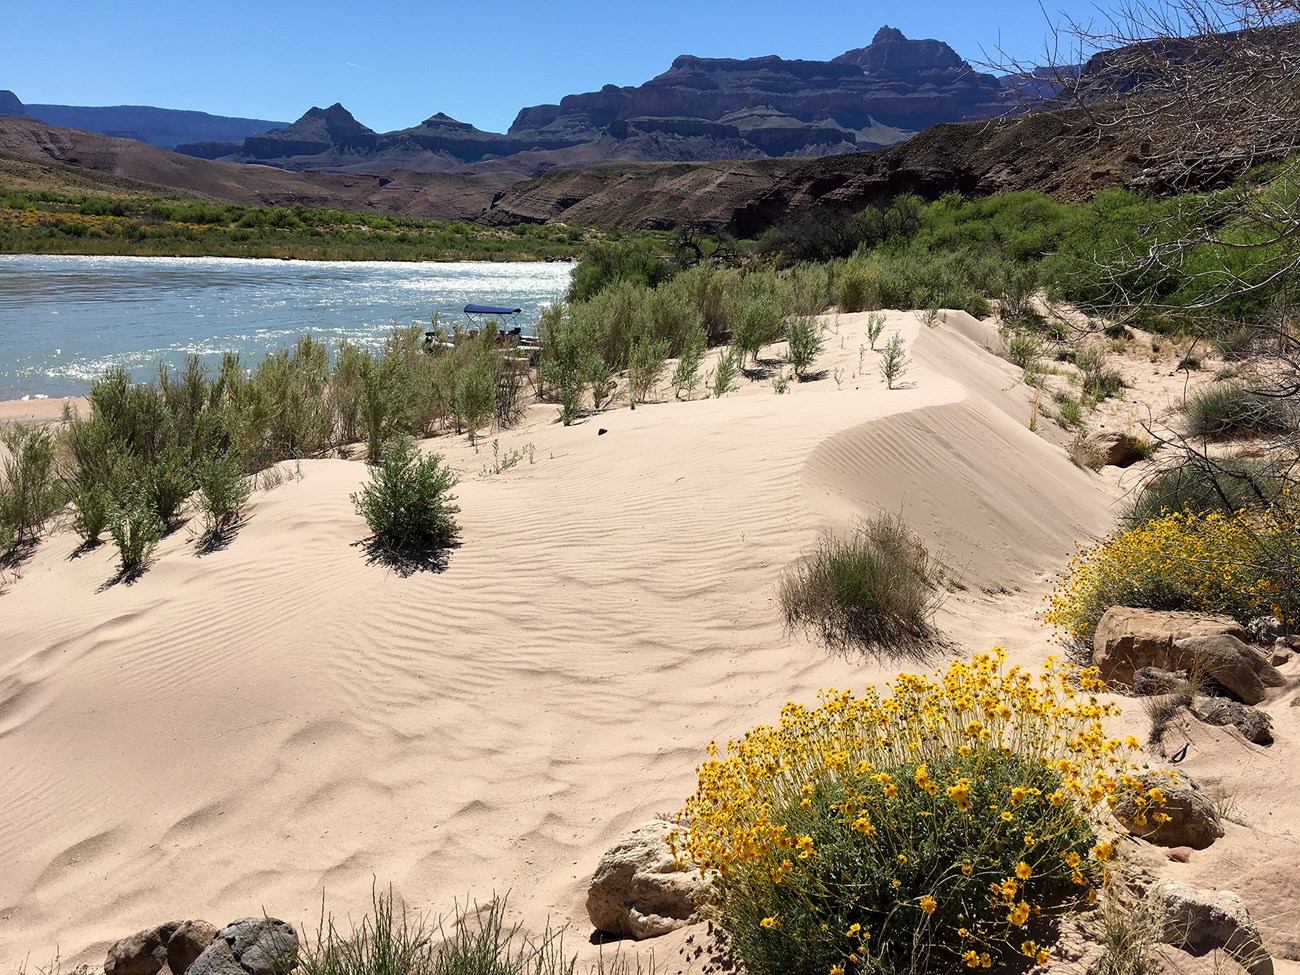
[298,885,639,975]
[674,650,1159,975]
[778,511,942,659]
[1067,434,1108,472]
[351,436,460,553]
[1093,888,1167,975]
[1076,348,1125,404]
[1184,382,1293,439]
[1055,393,1084,428]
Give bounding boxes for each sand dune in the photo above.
[0,311,1125,969]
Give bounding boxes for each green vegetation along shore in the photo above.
[0,188,661,262]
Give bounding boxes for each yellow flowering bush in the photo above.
[673,650,1163,975]
[1044,506,1299,642]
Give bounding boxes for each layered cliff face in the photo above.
[174,27,1012,172]
[508,27,1006,147]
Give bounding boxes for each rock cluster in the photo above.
[105,918,296,975]
[1093,608,1285,704]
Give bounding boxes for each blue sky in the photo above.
[7,1,1093,133]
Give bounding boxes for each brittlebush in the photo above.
[673,650,1166,975]
[1044,505,1300,643]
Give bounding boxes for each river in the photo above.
[0,255,573,400]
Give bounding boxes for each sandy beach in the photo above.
[2,310,1297,973]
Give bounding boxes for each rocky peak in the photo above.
[242,102,377,158]
[834,26,968,75]
[0,90,27,116]
[294,103,376,139]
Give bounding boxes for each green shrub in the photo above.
[675,651,1150,975]
[0,423,64,546]
[1123,458,1282,526]
[836,262,876,313]
[879,334,909,389]
[628,335,670,406]
[1076,349,1125,404]
[671,325,707,400]
[194,452,251,541]
[785,318,825,379]
[142,443,194,525]
[455,360,497,445]
[351,436,460,552]
[72,483,114,545]
[1056,394,1084,428]
[732,292,785,367]
[109,497,164,576]
[710,347,741,398]
[778,511,942,658]
[1185,382,1293,439]
[358,353,412,463]
[866,312,886,350]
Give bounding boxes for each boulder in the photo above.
[587,820,716,940]
[187,919,298,975]
[1093,608,1248,687]
[1190,698,1273,745]
[105,923,181,975]
[1155,881,1273,975]
[1270,641,1293,668]
[167,920,218,975]
[1115,779,1223,850]
[1174,635,1286,706]
[1132,667,1191,697]
[1091,430,1148,467]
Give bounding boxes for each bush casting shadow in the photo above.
[778,511,944,661]
[355,537,458,577]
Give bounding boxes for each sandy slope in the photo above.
[0,311,1124,969]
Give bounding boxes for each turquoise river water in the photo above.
[0,254,573,399]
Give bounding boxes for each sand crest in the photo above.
[0,311,1150,969]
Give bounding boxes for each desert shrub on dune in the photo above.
[351,436,459,553]
[108,495,163,577]
[779,512,941,658]
[674,649,1160,975]
[785,317,825,379]
[0,423,65,548]
[194,452,251,542]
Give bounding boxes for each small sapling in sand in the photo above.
[880,334,909,389]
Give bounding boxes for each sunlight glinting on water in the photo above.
[0,255,574,399]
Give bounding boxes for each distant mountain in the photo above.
[175,27,1011,173]
[0,90,286,150]
[0,115,511,222]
